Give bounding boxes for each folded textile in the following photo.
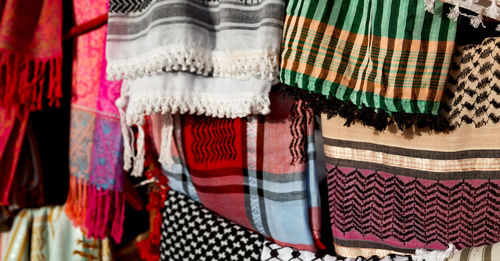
[0,0,62,110]
[441,37,500,127]
[66,0,125,243]
[106,0,283,81]
[160,189,265,261]
[323,115,500,258]
[281,0,457,131]
[108,0,285,176]
[447,242,500,261]
[261,241,412,261]
[157,92,322,251]
[1,205,112,261]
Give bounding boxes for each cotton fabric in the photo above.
[160,189,265,261]
[156,93,322,251]
[323,115,500,258]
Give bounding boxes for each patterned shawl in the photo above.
[65,0,125,243]
[0,0,62,110]
[435,0,500,27]
[161,190,265,261]
[280,0,457,131]
[441,37,500,127]
[107,0,284,176]
[447,242,500,261]
[1,205,112,261]
[323,112,500,257]
[155,93,322,251]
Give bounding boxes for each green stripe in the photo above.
[484,244,493,261]
[281,69,441,114]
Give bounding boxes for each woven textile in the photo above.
[157,93,322,251]
[281,0,457,130]
[65,0,125,243]
[261,241,412,261]
[323,115,500,258]
[1,205,112,261]
[160,190,265,261]
[441,37,500,127]
[0,0,62,110]
[447,242,500,261]
[438,0,500,25]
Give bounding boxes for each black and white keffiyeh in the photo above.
[160,190,265,261]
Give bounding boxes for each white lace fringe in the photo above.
[425,0,499,30]
[412,243,458,261]
[107,47,280,82]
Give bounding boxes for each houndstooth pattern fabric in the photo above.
[261,241,412,261]
[160,190,265,261]
[442,37,500,128]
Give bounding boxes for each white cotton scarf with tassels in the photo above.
[424,0,500,30]
[107,0,283,176]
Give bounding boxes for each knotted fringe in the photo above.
[0,50,62,110]
[158,114,174,169]
[65,176,125,243]
[426,0,497,30]
[277,84,453,132]
[412,243,458,261]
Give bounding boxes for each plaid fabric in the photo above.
[281,0,457,115]
[159,93,321,251]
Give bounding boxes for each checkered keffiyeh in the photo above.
[280,0,458,130]
[158,93,322,251]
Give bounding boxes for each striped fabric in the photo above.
[281,0,457,116]
[106,0,284,81]
[447,242,500,261]
[323,115,500,258]
[154,93,322,251]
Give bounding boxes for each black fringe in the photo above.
[275,84,454,132]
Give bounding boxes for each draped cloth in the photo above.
[156,93,322,251]
[280,0,457,131]
[107,0,284,176]
[0,0,62,207]
[1,205,112,261]
[65,0,125,243]
[323,115,500,258]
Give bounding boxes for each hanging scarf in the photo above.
[441,37,500,127]
[280,0,457,131]
[65,0,125,243]
[160,189,265,261]
[154,92,322,251]
[323,112,500,258]
[107,0,284,175]
[0,0,62,110]
[1,205,112,261]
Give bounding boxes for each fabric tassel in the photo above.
[486,0,500,18]
[158,114,175,170]
[131,125,146,177]
[424,0,436,13]
[115,82,135,171]
[412,243,458,261]
[448,5,461,20]
[0,50,62,110]
[496,24,500,31]
[470,14,485,28]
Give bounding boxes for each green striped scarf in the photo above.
[281,0,458,129]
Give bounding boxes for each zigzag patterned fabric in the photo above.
[109,0,152,13]
[160,190,264,261]
[441,37,500,128]
[155,93,322,251]
[322,115,500,258]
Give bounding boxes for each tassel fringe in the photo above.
[65,176,125,243]
[0,49,62,110]
[277,84,453,132]
[412,243,458,261]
